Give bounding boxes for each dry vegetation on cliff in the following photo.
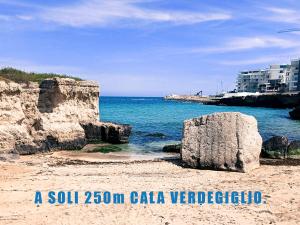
[0,67,82,84]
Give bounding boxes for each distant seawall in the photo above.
[164,95,219,104]
[165,92,300,109]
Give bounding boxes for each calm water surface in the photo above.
[100,97,300,153]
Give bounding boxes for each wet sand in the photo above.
[0,151,299,225]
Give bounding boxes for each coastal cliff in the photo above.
[0,78,131,155]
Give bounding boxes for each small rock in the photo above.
[162,144,181,153]
[81,122,131,144]
[289,107,300,120]
[145,132,166,138]
[262,136,289,159]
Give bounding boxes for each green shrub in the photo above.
[288,148,300,156]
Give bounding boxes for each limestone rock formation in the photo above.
[0,81,38,154]
[181,112,262,173]
[0,78,131,155]
[262,136,289,159]
[36,78,99,151]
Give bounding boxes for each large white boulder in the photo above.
[181,112,262,172]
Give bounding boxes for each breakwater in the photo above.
[217,92,300,108]
[164,95,219,104]
[165,93,300,109]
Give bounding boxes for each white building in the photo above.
[237,59,300,93]
[237,70,267,92]
[289,59,300,91]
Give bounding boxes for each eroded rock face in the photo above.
[0,82,37,153]
[36,78,99,151]
[0,78,131,155]
[181,112,262,173]
[38,78,99,122]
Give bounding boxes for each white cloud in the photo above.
[263,7,300,24]
[219,56,287,66]
[16,15,33,21]
[37,0,231,27]
[0,14,34,23]
[190,36,300,54]
[219,48,300,66]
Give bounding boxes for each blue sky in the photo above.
[0,0,300,96]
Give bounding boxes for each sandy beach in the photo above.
[0,151,299,225]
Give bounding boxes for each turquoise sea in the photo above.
[100,97,300,153]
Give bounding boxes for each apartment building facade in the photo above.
[237,59,300,93]
[237,70,267,92]
[289,59,300,91]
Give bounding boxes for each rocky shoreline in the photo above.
[217,92,300,108]
[1,77,299,169]
[164,92,300,108]
[1,78,300,223]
